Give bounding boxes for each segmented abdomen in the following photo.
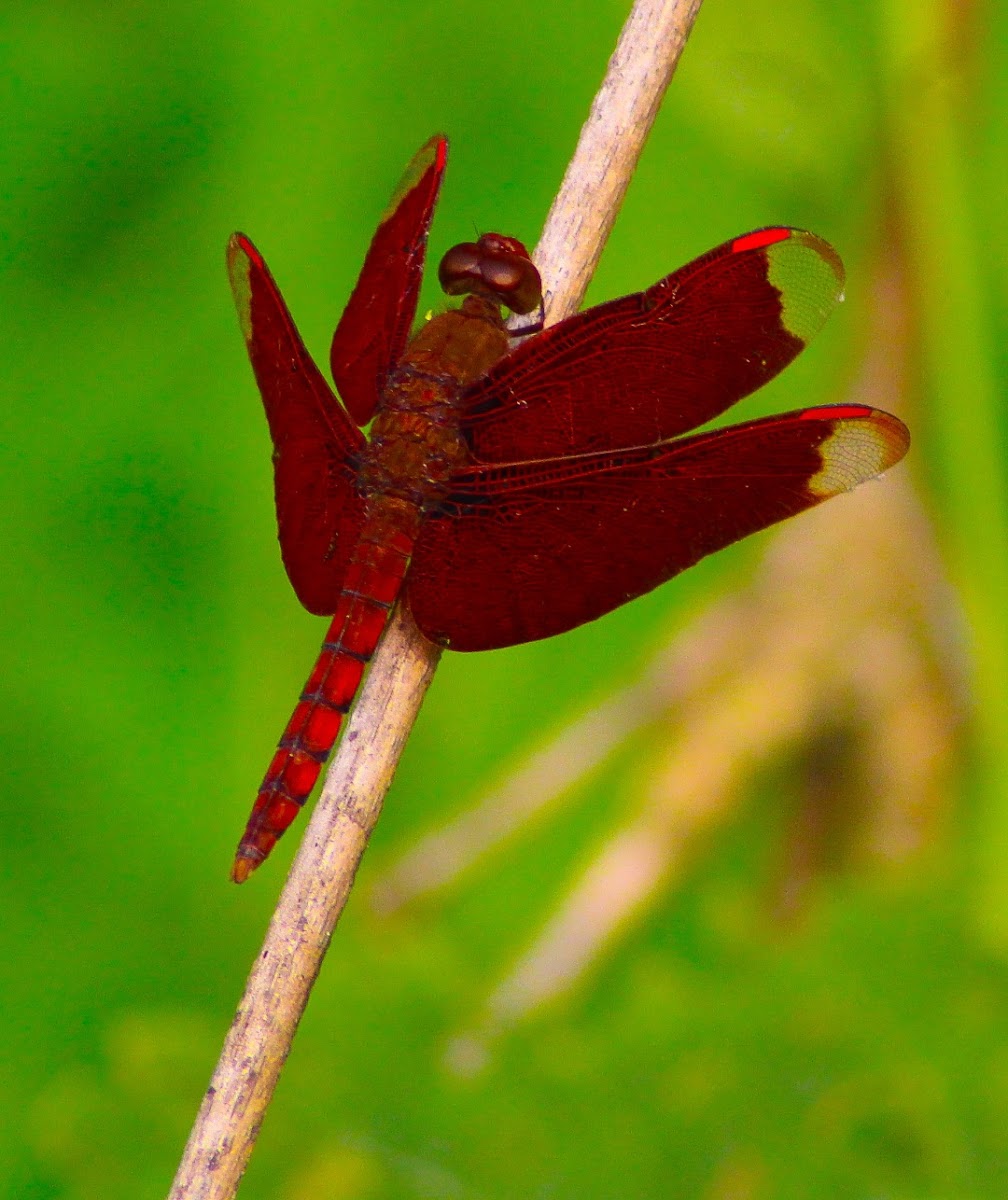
[232,514,417,881]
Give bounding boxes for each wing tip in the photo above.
[789,229,846,294]
[226,232,256,343]
[728,226,846,346]
[806,406,910,498]
[428,131,449,169]
[762,228,845,343]
[378,133,449,226]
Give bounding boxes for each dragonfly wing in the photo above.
[407,406,909,650]
[460,228,845,459]
[329,135,449,424]
[228,233,367,615]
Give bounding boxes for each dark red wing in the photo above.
[227,234,367,615]
[459,228,844,460]
[407,406,909,651]
[329,134,449,425]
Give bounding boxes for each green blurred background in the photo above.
[3,1,1008,1196]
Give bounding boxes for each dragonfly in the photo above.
[226,134,909,881]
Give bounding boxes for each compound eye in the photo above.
[475,235,542,315]
[438,242,483,297]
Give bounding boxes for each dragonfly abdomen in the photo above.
[231,502,420,881]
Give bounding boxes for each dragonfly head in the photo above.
[438,233,543,317]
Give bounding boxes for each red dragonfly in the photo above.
[226,134,909,882]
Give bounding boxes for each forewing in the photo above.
[227,233,367,615]
[460,228,845,460]
[407,406,909,650]
[329,134,449,425]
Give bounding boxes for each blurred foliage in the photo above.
[1,1,1006,1197]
